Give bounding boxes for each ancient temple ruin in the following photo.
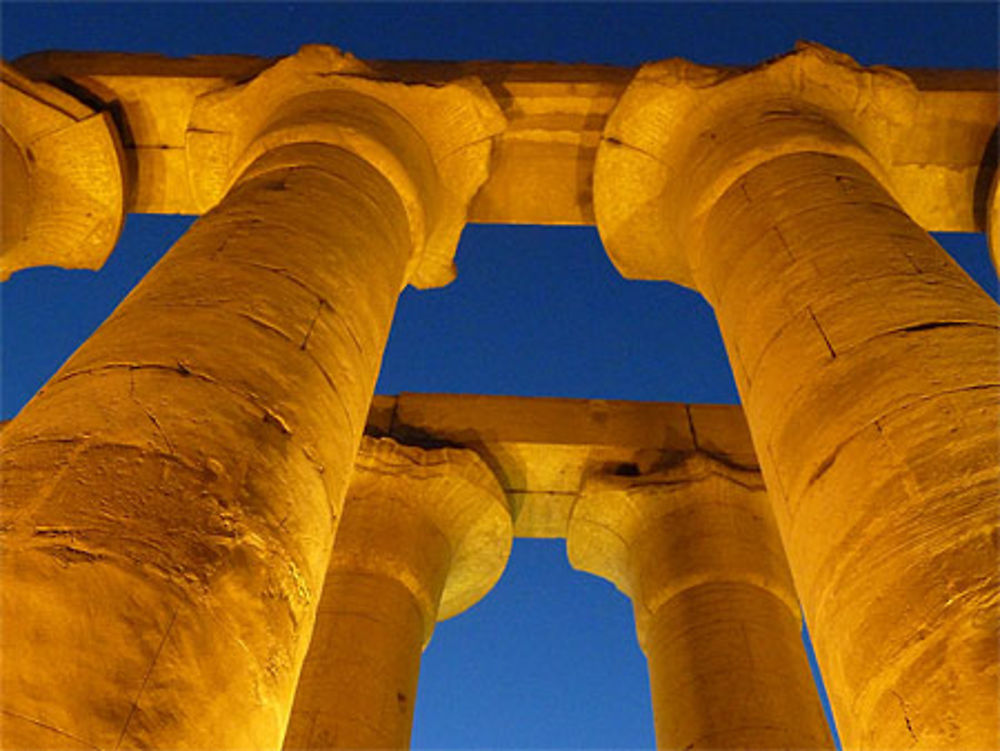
[1,43,998,749]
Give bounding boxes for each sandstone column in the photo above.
[988,166,999,276]
[1,61,125,278]
[283,437,512,749]
[0,46,502,749]
[595,43,999,748]
[568,454,833,749]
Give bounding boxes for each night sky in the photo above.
[3,3,998,748]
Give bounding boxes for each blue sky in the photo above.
[3,2,998,747]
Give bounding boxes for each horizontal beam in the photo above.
[366,393,757,539]
[12,51,998,232]
[0,391,754,540]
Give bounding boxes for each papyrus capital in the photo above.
[347,436,513,636]
[594,42,917,286]
[1,62,126,280]
[186,45,506,289]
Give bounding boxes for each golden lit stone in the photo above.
[594,42,1000,748]
[2,41,997,749]
[0,45,499,748]
[0,61,125,279]
[284,436,512,749]
[568,454,834,748]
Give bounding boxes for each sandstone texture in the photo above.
[595,42,1000,748]
[1,45,499,748]
[284,436,511,749]
[2,41,997,749]
[569,454,834,748]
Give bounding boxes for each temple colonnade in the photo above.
[1,43,997,749]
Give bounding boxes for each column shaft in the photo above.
[0,143,412,749]
[636,477,832,749]
[283,437,512,750]
[283,496,451,748]
[283,572,429,748]
[695,151,1000,747]
[645,583,827,748]
[569,461,834,749]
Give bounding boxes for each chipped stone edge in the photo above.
[185,45,507,290]
[1,62,127,280]
[593,41,919,286]
[351,435,514,632]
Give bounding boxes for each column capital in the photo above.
[593,42,916,286]
[1,62,126,280]
[567,453,799,644]
[185,44,506,289]
[339,436,513,637]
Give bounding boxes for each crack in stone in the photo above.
[49,363,297,440]
[806,306,838,359]
[127,368,177,455]
[40,544,103,565]
[0,708,100,750]
[300,300,325,350]
[300,350,358,441]
[236,311,295,344]
[684,404,700,451]
[115,607,179,749]
[891,690,919,743]
[225,259,367,356]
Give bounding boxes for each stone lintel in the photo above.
[366,392,757,539]
[0,393,754,542]
[10,48,995,245]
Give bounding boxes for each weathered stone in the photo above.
[0,62,125,279]
[594,43,1000,748]
[568,454,834,749]
[9,47,996,237]
[284,436,512,749]
[0,45,499,747]
[2,40,997,749]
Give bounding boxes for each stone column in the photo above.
[283,437,512,749]
[595,44,999,748]
[0,47,502,749]
[988,166,999,276]
[1,61,125,278]
[568,454,833,749]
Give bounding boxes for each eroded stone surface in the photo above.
[3,144,415,748]
[1,62,125,279]
[568,454,834,749]
[596,49,1000,742]
[2,40,997,750]
[284,436,511,749]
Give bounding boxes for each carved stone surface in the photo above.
[285,436,511,749]
[568,454,833,748]
[590,42,999,749]
[1,40,997,750]
[0,62,125,279]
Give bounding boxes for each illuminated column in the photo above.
[988,167,999,276]
[283,437,512,749]
[595,43,999,747]
[0,61,125,278]
[0,46,502,749]
[568,455,833,748]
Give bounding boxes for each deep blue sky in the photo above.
[3,3,998,748]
